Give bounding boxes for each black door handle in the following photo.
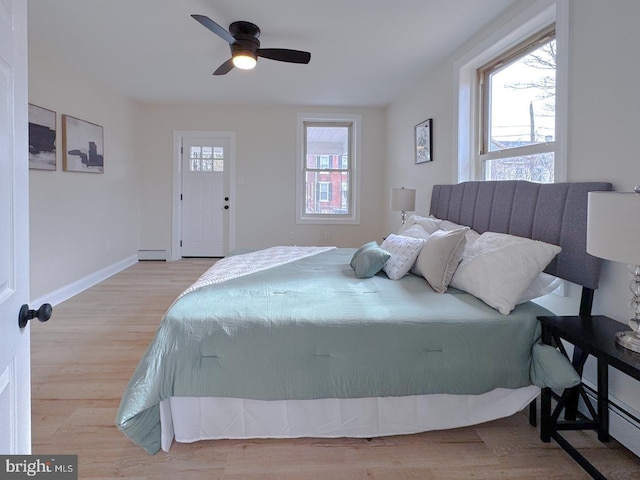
[18,303,52,329]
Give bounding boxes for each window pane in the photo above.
[304,171,350,214]
[484,152,554,183]
[190,147,200,171]
[202,159,213,171]
[488,39,555,152]
[305,125,349,170]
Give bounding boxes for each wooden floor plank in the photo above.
[30,259,640,479]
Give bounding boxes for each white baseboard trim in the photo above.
[30,254,138,307]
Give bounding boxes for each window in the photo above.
[318,181,331,202]
[189,145,224,172]
[478,26,556,182]
[319,155,330,169]
[296,113,361,224]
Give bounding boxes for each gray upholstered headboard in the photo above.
[429,181,612,290]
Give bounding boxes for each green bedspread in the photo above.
[116,248,579,454]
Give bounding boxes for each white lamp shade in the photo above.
[390,188,416,212]
[587,191,640,265]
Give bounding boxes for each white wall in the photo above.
[136,103,386,254]
[384,64,457,233]
[28,46,140,300]
[384,0,640,452]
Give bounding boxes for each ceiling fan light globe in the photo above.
[233,54,257,70]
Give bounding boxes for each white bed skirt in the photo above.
[159,386,540,452]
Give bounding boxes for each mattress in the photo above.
[117,247,578,454]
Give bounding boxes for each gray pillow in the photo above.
[413,228,468,293]
[351,244,391,278]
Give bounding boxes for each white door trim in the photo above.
[171,131,236,261]
[0,0,30,453]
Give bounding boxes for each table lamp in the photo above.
[390,187,416,224]
[587,188,640,352]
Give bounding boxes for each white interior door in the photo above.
[0,0,32,454]
[181,136,231,257]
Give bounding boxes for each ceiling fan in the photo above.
[191,14,311,75]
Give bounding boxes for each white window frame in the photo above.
[454,0,567,183]
[296,112,361,225]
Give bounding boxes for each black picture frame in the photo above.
[28,104,57,171]
[415,118,433,164]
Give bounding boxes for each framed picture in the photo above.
[414,118,433,164]
[28,104,57,170]
[62,114,104,173]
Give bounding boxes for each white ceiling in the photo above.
[27,0,520,107]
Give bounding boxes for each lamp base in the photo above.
[615,331,640,353]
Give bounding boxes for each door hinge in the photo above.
[180,240,183,247]
[181,146,183,154]
[180,194,183,201]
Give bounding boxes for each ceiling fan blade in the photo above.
[213,58,235,75]
[191,14,236,44]
[258,48,311,64]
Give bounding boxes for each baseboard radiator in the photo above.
[581,382,640,458]
[138,249,167,261]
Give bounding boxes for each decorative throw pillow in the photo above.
[413,227,468,293]
[380,234,426,280]
[351,245,391,278]
[350,241,377,269]
[450,232,561,314]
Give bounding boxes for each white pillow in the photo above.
[399,223,432,241]
[450,232,561,314]
[517,273,562,303]
[439,219,466,231]
[397,215,442,235]
[436,219,481,247]
[414,227,468,293]
[380,234,427,280]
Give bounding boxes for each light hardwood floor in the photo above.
[30,259,640,479]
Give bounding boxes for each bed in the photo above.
[117,180,612,454]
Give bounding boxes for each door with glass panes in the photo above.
[181,136,230,257]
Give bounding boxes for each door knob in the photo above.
[18,303,52,329]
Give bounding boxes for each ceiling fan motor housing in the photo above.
[229,21,261,60]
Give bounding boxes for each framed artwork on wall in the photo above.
[62,114,104,173]
[415,118,433,164]
[28,104,57,171]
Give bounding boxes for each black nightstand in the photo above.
[537,315,640,480]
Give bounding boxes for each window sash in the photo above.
[478,24,556,179]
